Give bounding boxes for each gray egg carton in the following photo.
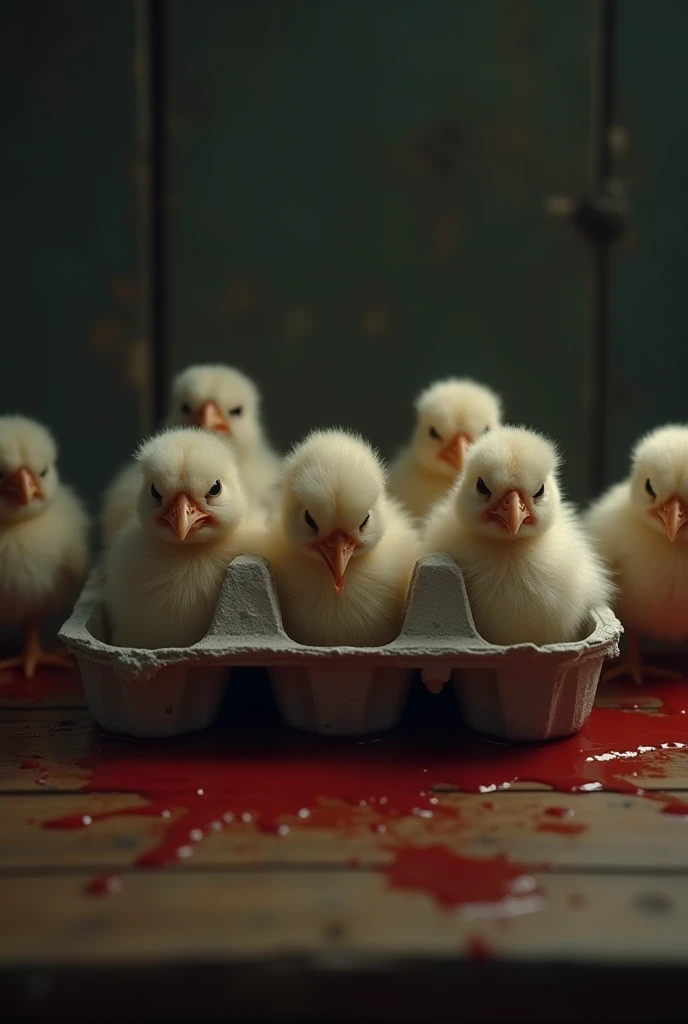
[59,553,622,741]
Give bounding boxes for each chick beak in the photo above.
[197,401,230,433]
[313,531,358,594]
[1,467,43,506]
[489,489,531,536]
[161,493,209,541]
[657,496,688,543]
[438,433,469,472]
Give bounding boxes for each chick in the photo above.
[103,428,260,649]
[0,416,89,677]
[262,429,419,646]
[587,424,688,684]
[423,426,612,646]
[101,363,281,546]
[389,378,502,519]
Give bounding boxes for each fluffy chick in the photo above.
[104,428,261,649]
[587,424,688,684]
[0,416,89,677]
[423,426,612,646]
[389,378,502,519]
[262,429,419,646]
[101,364,280,546]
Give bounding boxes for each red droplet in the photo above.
[567,892,588,909]
[536,822,587,836]
[86,874,123,896]
[466,935,493,961]
[544,806,573,818]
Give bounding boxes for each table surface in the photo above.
[2,663,688,1023]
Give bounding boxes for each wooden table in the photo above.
[2,665,688,1023]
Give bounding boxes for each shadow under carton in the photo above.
[59,554,622,741]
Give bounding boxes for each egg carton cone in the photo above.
[59,553,622,741]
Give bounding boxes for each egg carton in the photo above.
[59,553,622,741]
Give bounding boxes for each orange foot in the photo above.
[603,631,682,687]
[0,626,73,680]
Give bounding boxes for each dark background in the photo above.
[2,0,685,515]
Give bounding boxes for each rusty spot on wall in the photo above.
[431,213,458,262]
[285,307,314,342]
[413,119,463,179]
[362,306,389,338]
[111,277,137,304]
[222,276,260,320]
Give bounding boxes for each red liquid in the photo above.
[382,845,543,911]
[35,679,688,908]
[535,821,587,836]
[86,874,123,896]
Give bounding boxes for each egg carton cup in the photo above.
[59,553,622,741]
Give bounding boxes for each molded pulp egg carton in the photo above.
[59,554,622,741]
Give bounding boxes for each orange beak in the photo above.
[656,496,688,543]
[485,489,533,536]
[0,467,43,506]
[196,401,230,433]
[312,531,358,594]
[438,433,470,472]
[160,493,210,541]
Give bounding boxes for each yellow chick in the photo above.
[587,424,688,684]
[423,426,613,646]
[101,363,280,546]
[103,428,261,649]
[389,377,502,519]
[0,416,89,677]
[262,429,419,646]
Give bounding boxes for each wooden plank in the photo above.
[2,870,688,964]
[1,791,688,871]
[167,0,595,501]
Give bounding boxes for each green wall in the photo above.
[1,0,686,513]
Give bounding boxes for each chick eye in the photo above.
[207,480,222,497]
[476,477,491,497]
[151,483,162,502]
[304,509,318,533]
[645,478,656,499]
[482,425,491,434]
[359,513,370,531]
[533,484,545,499]
[429,426,442,440]
[229,405,243,416]
[40,467,49,478]
[181,403,192,415]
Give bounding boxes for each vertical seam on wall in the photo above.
[589,0,618,496]
[148,0,168,427]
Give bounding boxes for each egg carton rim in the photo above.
[59,553,623,675]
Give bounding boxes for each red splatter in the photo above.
[36,679,688,910]
[86,874,123,896]
[382,845,542,912]
[536,822,587,836]
[19,759,42,770]
[568,892,588,909]
[544,806,573,818]
[466,935,493,961]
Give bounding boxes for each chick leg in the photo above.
[603,630,682,686]
[0,625,73,680]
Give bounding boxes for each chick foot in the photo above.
[0,626,73,680]
[603,632,682,687]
